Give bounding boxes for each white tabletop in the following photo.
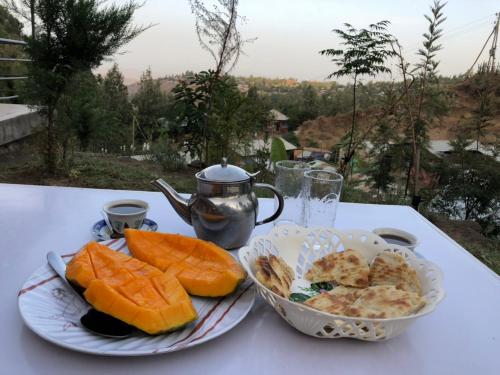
[1,183,499,375]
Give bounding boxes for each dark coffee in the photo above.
[107,204,145,215]
[380,234,412,246]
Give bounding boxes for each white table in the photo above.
[1,183,499,375]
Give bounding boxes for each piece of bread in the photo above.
[346,285,426,319]
[369,252,422,295]
[305,249,370,288]
[304,286,361,315]
[255,255,294,298]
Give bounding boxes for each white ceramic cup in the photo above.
[372,227,419,252]
[102,199,149,235]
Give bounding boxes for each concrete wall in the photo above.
[0,104,43,146]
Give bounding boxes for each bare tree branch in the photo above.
[189,0,255,76]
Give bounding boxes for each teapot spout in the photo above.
[151,178,192,225]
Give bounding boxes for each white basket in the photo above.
[239,225,445,341]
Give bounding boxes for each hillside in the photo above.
[126,75,334,97]
[297,77,500,149]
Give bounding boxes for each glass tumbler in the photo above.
[274,160,310,226]
[303,169,343,228]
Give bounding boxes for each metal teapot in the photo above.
[152,158,284,249]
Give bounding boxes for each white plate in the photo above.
[18,239,255,356]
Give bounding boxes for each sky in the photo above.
[95,0,500,84]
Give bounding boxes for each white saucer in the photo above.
[91,218,158,241]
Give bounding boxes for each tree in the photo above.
[24,0,145,173]
[188,0,254,164]
[297,83,319,124]
[431,134,500,223]
[217,82,267,160]
[320,21,395,177]
[367,118,396,197]
[174,72,267,164]
[393,0,446,209]
[465,68,498,151]
[0,5,26,101]
[189,0,253,77]
[56,71,102,155]
[132,68,167,144]
[100,63,133,153]
[0,0,36,37]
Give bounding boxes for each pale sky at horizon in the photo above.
[94,0,499,84]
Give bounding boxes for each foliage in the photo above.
[0,5,26,100]
[393,0,447,209]
[463,71,499,150]
[187,0,255,164]
[23,0,145,173]
[150,137,185,172]
[430,136,500,223]
[132,68,168,143]
[173,70,220,163]
[99,63,133,153]
[270,137,287,164]
[320,20,396,177]
[260,83,321,130]
[462,240,500,275]
[259,80,397,130]
[56,71,102,158]
[189,0,253,75]
[320,21,395,79]
[367,118,395,195]
[0,0,36,36]
[173,71,267,165]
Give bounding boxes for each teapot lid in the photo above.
[196,158,252,183]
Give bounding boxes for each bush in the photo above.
[150,138,185,172]
[457,238,500,275]
[270,137,287,163]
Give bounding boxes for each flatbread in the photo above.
[304,286,361,315]
[346,285,426,319]
[369,252,422,295]
[255,255,294,298]
[305,249,370,288]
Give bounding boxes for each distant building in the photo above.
[293,147,332,162]
[428,140,499,162]
[268,109,289,134]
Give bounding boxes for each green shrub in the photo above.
[150,138,184,172]
[270,137,287,163]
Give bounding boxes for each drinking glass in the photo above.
[274,160,310,226]
[302,170,343,228]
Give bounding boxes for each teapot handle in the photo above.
[254,183,284,226]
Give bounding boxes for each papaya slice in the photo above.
[66,241,197,335]
[124,229,246,297]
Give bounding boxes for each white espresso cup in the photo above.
[102,199,149,235]
[372,227,419,252]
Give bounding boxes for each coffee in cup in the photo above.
[102,199,149,235]
[372,227,418,252]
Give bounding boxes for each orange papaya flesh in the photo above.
[66,241,197,335]
[124,229,246,297]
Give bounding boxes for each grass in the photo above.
[460,240,500,275]
[427,213,500,275]
[0,148,198,193]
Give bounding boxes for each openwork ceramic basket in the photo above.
[239,225,445,341]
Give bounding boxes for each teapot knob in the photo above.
[221,157,228,168]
